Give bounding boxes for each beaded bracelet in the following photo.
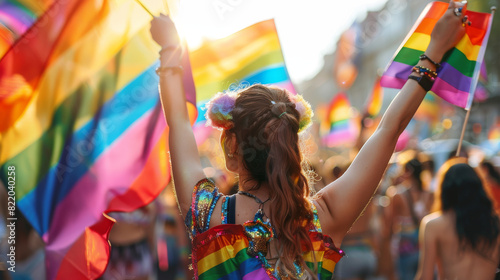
[155,65,183,76]
[412,66,437,80]
[419,54,441,69]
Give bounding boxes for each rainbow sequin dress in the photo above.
[185,178,344,279]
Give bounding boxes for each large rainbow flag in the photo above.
[381,1,494,109]
[189,18,295,129]
[0,0,196,278]
[320,92,360,147]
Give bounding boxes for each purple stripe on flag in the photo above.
[382,75,469,108]
[242,267,270,280]
[382,61,413,81]
[380,75,407,89]
[382,61,472,93]
[431,78,469,108]
[438,62,471,93]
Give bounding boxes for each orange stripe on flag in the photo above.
[414,17,438,35]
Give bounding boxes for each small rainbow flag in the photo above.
[189,19,295,128]
[333,22,361,89]
[365,76,384,118]
[381,1,494,109]
[489,120,500,143]
[320,92,360,147]
[0,0,195,278]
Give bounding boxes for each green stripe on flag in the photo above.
[394,47,476,77]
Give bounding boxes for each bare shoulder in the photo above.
[423,211,441,221]
[421,212,444,229]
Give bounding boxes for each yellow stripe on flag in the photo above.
[191,31,281,86]
[404,33,430,52]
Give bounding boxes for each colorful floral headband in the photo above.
[204,91,237,130]
[205,89,313,133]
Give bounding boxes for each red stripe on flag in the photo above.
[55,214,115,280]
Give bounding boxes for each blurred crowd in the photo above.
[1,131,500,280]
[310,146,500,280]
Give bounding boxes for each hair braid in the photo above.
[229,84,316,278]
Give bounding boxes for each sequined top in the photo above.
[185,178,344,280]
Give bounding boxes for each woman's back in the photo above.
[422,211,500,280]
[186,179,344,279]
[417,161,500,280]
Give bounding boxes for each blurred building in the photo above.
[299,0,500,158]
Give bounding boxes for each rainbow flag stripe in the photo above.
[0,0,195,278]
[191,225,342,279]
[381,1,494,109]
[0,0,53,57]
[321,93,359,147]
[189,19,295,126]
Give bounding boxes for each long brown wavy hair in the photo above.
[224,84,315,277]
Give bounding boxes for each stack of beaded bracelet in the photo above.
[157,44,183,76]
[412,66,437,81]
[155,65,183,76]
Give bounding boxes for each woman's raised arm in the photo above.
[150,15,205,217]
[314,0,467,243]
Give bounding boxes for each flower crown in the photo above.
[205,88,313,133]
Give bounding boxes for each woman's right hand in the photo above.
[426,0,467,62]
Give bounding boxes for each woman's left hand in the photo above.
[150,14,181,49]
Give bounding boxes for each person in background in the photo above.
[101,204,156,280]
[334,198,382,280]
[155,210,190,280]
[0,186,45,280]
[385,158,434,280]
[333,160,383,280]
[415,158,500,280]
[479,160,500,213]
[419,153,437,192]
